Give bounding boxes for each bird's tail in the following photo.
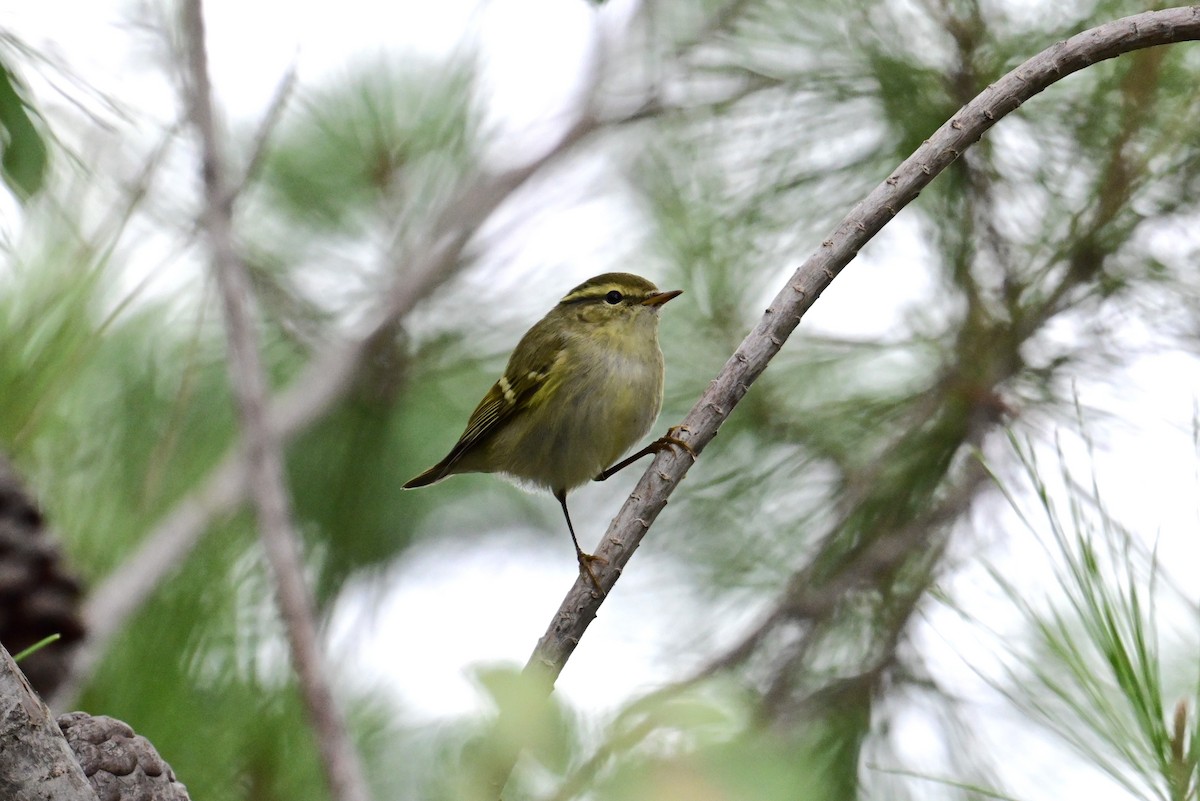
[402,460,450,489]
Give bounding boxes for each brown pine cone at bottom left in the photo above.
[57,712,190,801]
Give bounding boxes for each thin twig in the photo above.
[232,62,299,198]
[493,6,1200,796]
[178,3,368,801]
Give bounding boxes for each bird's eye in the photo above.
[605,290,623,305]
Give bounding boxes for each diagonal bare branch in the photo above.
[524,0,1200,688]
[177,2,369,801]
[492,5,1200,795]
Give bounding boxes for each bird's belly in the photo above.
[490,351,662,491]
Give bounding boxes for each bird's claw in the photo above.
[578,551,608,596]
[655,425,697,460]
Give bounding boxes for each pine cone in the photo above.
[0,455,85,696]
[58,712,191,801]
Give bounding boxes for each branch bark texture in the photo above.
[179,3,369,801]
[520,0,1200,717]
[0,645,96,801]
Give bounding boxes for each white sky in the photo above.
[6,1,1200,798]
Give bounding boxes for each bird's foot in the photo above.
[593,425,698,482]
[577,551,608,596]
[653,425,697,460]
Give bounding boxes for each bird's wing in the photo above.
[404,335,565,487]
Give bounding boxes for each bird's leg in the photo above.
[555,489,606,596]
[594,425,697,482]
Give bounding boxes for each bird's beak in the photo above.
[641,289,683,307]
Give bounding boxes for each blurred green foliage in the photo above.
[261,59,477,234]
[987,436,1200,801]
[2,1,1199,800]
[0,55,47,200]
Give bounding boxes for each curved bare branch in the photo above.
[499,5,1200,793]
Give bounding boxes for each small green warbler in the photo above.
[404,272,687,591]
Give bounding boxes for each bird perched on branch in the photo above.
[404,272,690,593]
